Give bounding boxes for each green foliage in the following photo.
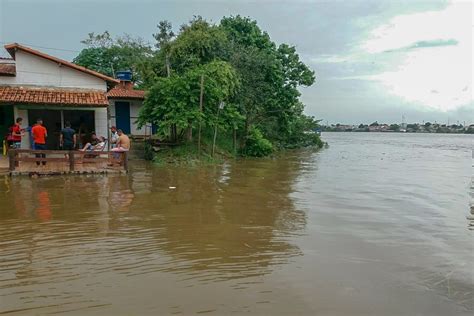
[243,127,273,157]
[153,20,175,49]
[73,32,153,84]
[75,16,323,160]
[282,114,324,149]
[143,141,154,161]
[137,60,240,139]
[389,124,400,131]
[220,16,316,149]
[220,15,274,50]
[73,47,114,77]
[169,17,229,74]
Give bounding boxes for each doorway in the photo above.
[63,110,95,147]
[115,101,131,134]
[28,109,62,149]
[0,105,14,141]
[27,109,95,149]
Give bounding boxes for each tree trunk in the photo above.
[166,54,171,78]
[212,105,221,158]
[240,118,250,150]
[187,123,193,142]
[197,75,205,154]
[233,127,237,155]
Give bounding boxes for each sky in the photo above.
[0,0,472,125]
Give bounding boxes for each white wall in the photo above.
[109,99,147,136]
[94,107,108,139]
[130,101,143,135]
[14,106,31,149]
[0,50,107,91]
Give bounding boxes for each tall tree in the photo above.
[137,61,240,142]
[153,20,175,77]
[74,31,153,84]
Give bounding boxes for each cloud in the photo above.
[383,38,459,53]
[356,1,472,112]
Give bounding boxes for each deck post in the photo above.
[69,150,75,171]
[8,149,16,171]
[123,151,129,172]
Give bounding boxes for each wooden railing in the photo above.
[8,149,128,174]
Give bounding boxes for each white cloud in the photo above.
[359,1,473,112]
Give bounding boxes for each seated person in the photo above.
[111,129,131,152]
[80,136,106,151]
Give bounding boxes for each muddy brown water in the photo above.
[0,133,472,315]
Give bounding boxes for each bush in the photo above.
[243,127,273,157]
[144,141,154,161]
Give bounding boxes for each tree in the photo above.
[137,61,241,142]
[153,20,175,77]
[389,124,400,131]
[80,31,113,48]
[74,32,153,84]
[370,121,379,127]
[153,21,175,50]
[85,16,323,157]
[220,16,316,149]
[168,17,229,74]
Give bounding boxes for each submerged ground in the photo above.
[0,133,472,315]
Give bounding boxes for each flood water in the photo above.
[0,133,472,315]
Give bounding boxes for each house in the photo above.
[0,43,120,150]
[106,71,147,137]
[0,43,149,151]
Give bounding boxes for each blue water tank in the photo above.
[116,71,132,81]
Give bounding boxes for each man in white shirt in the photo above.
[110,126,119,148]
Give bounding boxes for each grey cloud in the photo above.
[1,0,467,125]
[384,38,458,53]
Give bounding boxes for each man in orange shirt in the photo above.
[31,118,48,166]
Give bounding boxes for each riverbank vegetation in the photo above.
[74,16,323,160]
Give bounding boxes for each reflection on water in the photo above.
[0,154,308,314]
[0,133,472,315]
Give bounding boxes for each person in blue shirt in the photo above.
[60,121,76,150]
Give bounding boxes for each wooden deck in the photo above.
[7,149,128,176]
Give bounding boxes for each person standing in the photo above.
[60,121,76,150]
[31,118,48,166]
[110,126,119,148]
[9,117,24,149]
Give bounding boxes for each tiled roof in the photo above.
[0,64,16,76]
[4,43,119,85]
[107,85,145,100]
[0,86,109,107]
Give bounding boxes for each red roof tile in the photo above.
[4,43,119,85]
[0,86,109,107]
[107,85,145,100]
[0,64,16,76]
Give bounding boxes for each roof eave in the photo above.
[107,96,145,100]
[4,43,120,85]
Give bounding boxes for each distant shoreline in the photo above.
[321,130,473,135]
